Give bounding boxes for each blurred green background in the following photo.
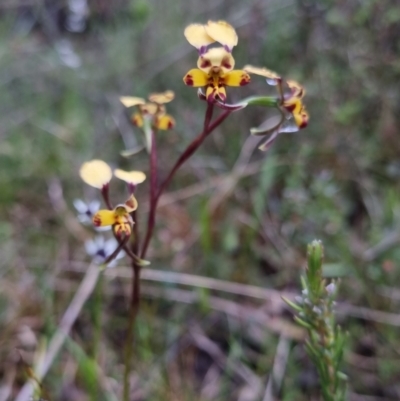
[1,0,400,400]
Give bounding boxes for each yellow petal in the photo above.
[215,86,227,102]
[114,169,146,185]
[206,85,216,102]
[223,70,251,87]
[148,90,175,104]
[119,96,146,108]
[123,194,138,212]
[197,47,234,73]
[131,112,143,127]
[184,24,215,50]
[93,209,116,227]
[243,65,281,81]
[283,97,302,114]
[293,106,309,129]
[183,69,209,87]
[287,80,305,98]
[155,114,175,130]
[205,20,238,50]
[79,160,112,189]
[114,222,132,238]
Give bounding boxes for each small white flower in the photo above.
[325,282,336,295]
[73,199,110,231]
[85,236,125,268]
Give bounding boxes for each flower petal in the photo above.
[141,103,158,115]
[293,106,309,129]
[93,209,116,227]
[155,114,175,130]
[216,86,226,102]
[197,47,234,73]
[223,70,251,87]
[131,112,143,127]
[205,20,238,51]
[243,65,281,85]
[183,69,208,87]
[258,131,281,152]
[79,160,112,189]
[286,80,305,98]
[250,114,283,136]
[73,199,88,214]
[184,24,215,51]
[113,222,132,238]
[120,145,145,158]
[123,194,138,212]
[206,85,216,102]
[84,238,97,256]
[148,90,175,104]
[120,96,146,108]
[114,169,146,185]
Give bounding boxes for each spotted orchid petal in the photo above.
[183,69,209,87]
[155,114,175,130]
[223,70,251,87]
[197,47,234,74]
[140,103,158,115]
[79,160,112,189]
[206,84,226,103]
[131,112,143,127]
[93,209,116,227]
[123,194,138,212]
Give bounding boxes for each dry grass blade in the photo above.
[15,264,101,401]
[262,336,291,401]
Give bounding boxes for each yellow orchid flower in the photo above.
[183,21,250,103]
[279,80,309,129]
[244,65,309,130]
[93,195,138,238]
[120,91,175,131]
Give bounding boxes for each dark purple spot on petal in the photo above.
[240,76,250,86]
[284,104,296,112]
[200,59,211,69]
[185,75,194,86]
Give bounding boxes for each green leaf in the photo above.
[282,296,303,312]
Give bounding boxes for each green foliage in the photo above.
[2,0,400,399]
[286,241,348,401]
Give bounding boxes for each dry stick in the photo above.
[15,263,101,401]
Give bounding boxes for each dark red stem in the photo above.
[101,184,113,210]
[140,104,231,258]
